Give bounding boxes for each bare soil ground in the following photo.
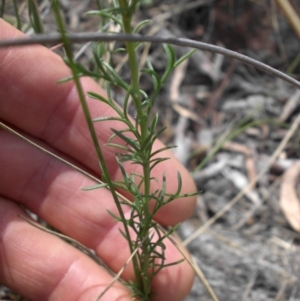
[163,1,300,300]
[1,0,300,300]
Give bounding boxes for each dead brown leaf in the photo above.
[280,161,300,232]
[245,155,257,190]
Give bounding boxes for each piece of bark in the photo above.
[280,161,300,232]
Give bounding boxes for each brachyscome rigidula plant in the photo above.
[51,0,196,300]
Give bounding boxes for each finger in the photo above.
[0,197,132,301]
[0,130,194,301]
[0,19,196,224]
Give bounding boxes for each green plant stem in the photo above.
[12,0,21,29]
[117,2,143,292]
[0,0,5,18]
[287,52,300,75]
[51,0,136,282]
[118,1,153,297]
[118,1,151,197]
[118,4,151,205]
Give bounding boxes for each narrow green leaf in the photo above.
[105,143,134,153]
[133,19,151,33]
[123,91,130,120]
[174,49,196,68]
[0,0,6,18]
[141,125,166,152]
[133,195,142,213]
[144,126,167,150]
[156,259,185,274]
[167,191,199,199]
[92,116,124,123]
[175,171,182,196]
[158,172,167,201]
[152,125,167,140]
[107,209,122,222]
[57,75,77,83]
[75,63,105,78]
[150,145,176,158]
[161,44,176,84]
[139,89,148,100]
[116,158,131,189]
[142,65,161,95]
[134,41,145,50]
[92,43,111,77]
[119,228,130,241]
[28,0,44,33]
[117,153,140,164]
[92,42,106,59]
[106,84,125,117]
[109,128,132,139]
[113,47,127,54]
[82,183,109,191]
[12,0,21,29]
[149,157,169,172]
[101,60,129,90]
[88,91,111,104]
[111,129,140,151]
[149,113,159,135]
[86,10,123,26]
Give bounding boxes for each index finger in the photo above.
[0,19,196,224]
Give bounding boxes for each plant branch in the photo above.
[0,32,299,89]
[51,0,135,265]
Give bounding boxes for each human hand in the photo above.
[0,19,196,301]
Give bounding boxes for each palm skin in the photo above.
[0,19,196,301]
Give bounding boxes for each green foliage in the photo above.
[51,0,196,300]
[28,0,44,33]
[0,0,5,18]
[12,0,21,29]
